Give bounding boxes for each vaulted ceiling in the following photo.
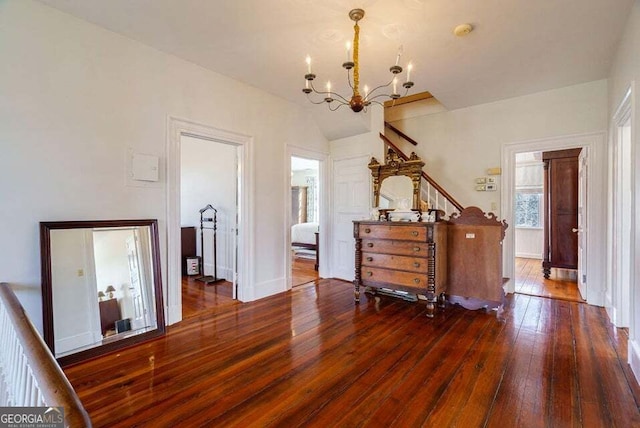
[38,0,634,138]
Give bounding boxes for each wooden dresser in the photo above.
[353,221,447,317]
[99,298,121,335]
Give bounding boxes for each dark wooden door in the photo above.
[542,148,581,278]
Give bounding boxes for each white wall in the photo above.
[180,136,235,280]
[0,1,327,332]
[608,0,640,382]
[388,80,609,216]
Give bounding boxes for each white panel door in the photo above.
[577,149,588,299]
[331,155,371,280]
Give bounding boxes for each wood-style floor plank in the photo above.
[291,256,319,287]
[64,279,640,427]
[515,257,584,302]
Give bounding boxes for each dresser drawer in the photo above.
[361,267,428,290]
[359,224,426,241]
[361,252,427,273]
[361,239,430,257]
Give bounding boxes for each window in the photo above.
[515,191,542,228]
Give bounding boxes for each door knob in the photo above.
[572,228,582,233]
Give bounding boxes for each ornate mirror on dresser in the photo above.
[369,149,424,211]
[354,149,449,318]
[40,219,165,366]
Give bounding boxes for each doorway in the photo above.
[502,132,607,307]
[167,117,253,326]
[180,135,238,318]
[286,146,328,289]
[512,151,582,301]
[290,156,320,287]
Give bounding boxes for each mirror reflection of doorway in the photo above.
[180,135,239,318]
[290,156,320,287]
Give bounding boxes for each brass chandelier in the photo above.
[302,8,414,113]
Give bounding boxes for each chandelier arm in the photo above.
[363,79,394,101]
[309,81,352,104]
[366,93,395,101]
[328,102,347,111]
[305,94,332,105]
[330,92,353,104]
[306,95,349,107]
[346,68,355,92]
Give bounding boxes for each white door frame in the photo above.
[285,146,329,287]
[166,116,254,325]
[609,84,635,327]
[502,132,607,306]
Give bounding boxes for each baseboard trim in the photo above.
[253,277,286,300]
[629,338,640,386]
[202,263,233,281]
[515,253,542,259]
[167,304,181,325]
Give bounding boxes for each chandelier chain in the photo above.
[353,22,360,97]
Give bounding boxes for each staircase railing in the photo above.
[0,283,92,427]
[384,122,418,146]
[379,133,464,215]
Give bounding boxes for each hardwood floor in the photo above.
[515,257,584,302]
[65,279,640,427]
[181,275,236,319]
[291,256,319,287]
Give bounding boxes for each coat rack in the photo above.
[196,204,224,285]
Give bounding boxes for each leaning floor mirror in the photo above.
[40,219,165,366]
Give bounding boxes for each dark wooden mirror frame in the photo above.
[40,219,166,367]
[369,149,425,211]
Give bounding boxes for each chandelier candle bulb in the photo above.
[393,77,397,94]
[346,41,351,62]
[306,55,311,74]
[395,45,403,66]
[326,81,331,94]
[407,63,412,82]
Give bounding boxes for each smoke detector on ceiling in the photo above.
[453,23,473,37]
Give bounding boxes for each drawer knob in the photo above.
[412,231,419,237]
[366,271,373,277]
[364,228,371,233]
[413,278,421,284]
[413,262,420,268]
[413,246,421,252]
[367,243,374,248]
[366,257,373,262]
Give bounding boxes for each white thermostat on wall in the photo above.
[131,153,159,182]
